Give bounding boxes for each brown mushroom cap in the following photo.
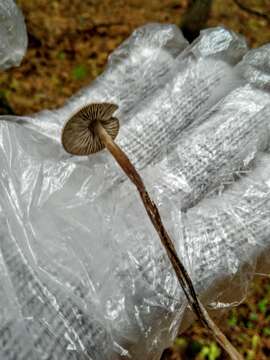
[62,103,119,155]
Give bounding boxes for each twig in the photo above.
[62,103,244,359]
[95,121,244,360]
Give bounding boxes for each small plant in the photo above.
[200,342,221,360]
[228,313,238,327]
[263,327,270,336]
[72,64,87,80]
[258,298,268,314]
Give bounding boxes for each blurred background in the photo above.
[1,1,269,359]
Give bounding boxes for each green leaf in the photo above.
[199,342,221,360]
[200,345,209,358]
[247,350,255,360]
[209,342,221,360]
[228,314,238,327]
[249,312,258,321]
[72,65,87,80]
[258,298,268,313]
[263,327,270,336]
[251,334,260,350]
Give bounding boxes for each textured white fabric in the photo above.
[145,87,270,210]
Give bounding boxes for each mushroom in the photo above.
[62,102,242,360]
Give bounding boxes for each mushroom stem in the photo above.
[95,122,243,360]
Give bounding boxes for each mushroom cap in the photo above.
[62,103,119,155]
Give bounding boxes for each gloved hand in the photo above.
[0,0,27,69]
[0,21,189,360]
[1,10,270,360]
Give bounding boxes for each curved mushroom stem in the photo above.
[95,122,243,360]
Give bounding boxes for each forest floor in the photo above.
[1,0,270,359]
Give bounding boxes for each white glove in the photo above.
[2,18,270,360]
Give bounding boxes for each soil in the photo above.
[0,0,269,115]
[0,1,270,359]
